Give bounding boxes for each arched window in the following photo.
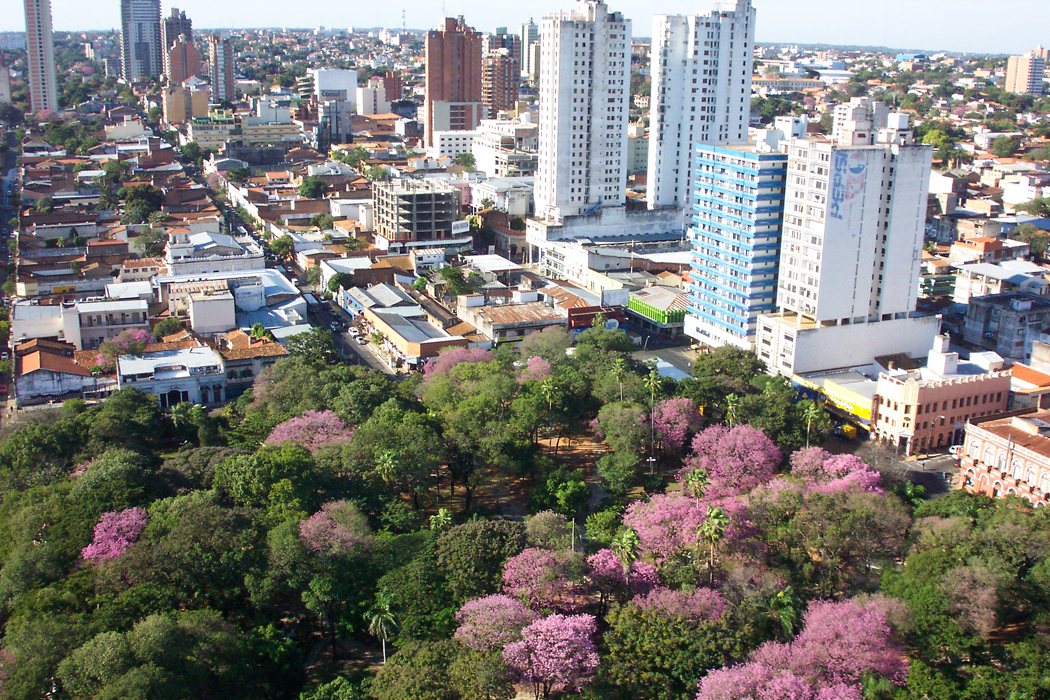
[1012,460,1024,480]
[997,454,1007,473]
[1041,473,1050,495]
[1027,469,1037,485]
[969,440,981,458]
[984,446,996,465]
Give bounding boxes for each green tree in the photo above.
[152,318,184,338]
[298,176,327,199]
[311,212,335,230]
[991,136,1020,158]
[283,328,338,365]
[1014,223,1050,260]
[269,235,295,260]
[179,141,204,166]
[365,589,399,663]
[328,273,352,293]
[454,152,476,170]
[436,520,526,604]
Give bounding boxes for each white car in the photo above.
[948,445,961,458]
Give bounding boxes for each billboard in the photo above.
[451,220,471,236]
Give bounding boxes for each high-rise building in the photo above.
[121,0,162,80]
[646,1,755,212]
[161,7,192,79]
[482,48,520,118]
[208,35,235,103]
[24,0,58,113]
[755,99,938,376]
[519,18,538,74]
[424,17,484,148]
[686,142,787,350]
[1005,48,1048,96]
[0,52,11,105]
[535,0,630,222]
[166,35,200,86]
[381,71,402,102]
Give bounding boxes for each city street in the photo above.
[315,301,395,376]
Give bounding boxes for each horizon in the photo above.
[0,0,1046,56]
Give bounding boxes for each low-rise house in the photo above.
[627,285,688,337]
[1010,363,1050,410]
[219,329,290,399]
[117,345,227,408]
[11,299,150,351]
[457,293,566,345]
[948,237,1029,266]
[13,339,110,407]
[117,257,166,283]
[165,228,265,276]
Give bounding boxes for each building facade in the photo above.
[871,335,1012,455]
[535,0,631,222]
[1005,48,1048,96]
[686,143,785,350]
[166,35,200,86]
[161,7,192,79]
[960,409,1050,504]
[373,179,460,251]
[482,49,521,118]
[208,35,235,103]
[425,17,484,148]
[121,0,162,80]
[646,2,755,211]
[24,0,58,113]
[357,77,390,115]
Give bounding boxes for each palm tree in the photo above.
[644,369,660,472]
[698,506,728,584]
[766,586,799,641]
[803,402,824,448]
[611,528,640,576]
[365,590,398,664]
[612,357,627,403]
[429,508,452,531]
[685,469,709,507]
[540,377,560,452]
[724,394,741,427]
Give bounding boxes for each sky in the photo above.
[3,0,1046,55]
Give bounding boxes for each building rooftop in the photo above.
[117,346,224,381]
[954,260,1046,283]
[631,285,688,313]
[470,302,564,327]
[349,283,416,309]
[465,254,523,275]
[971,410,1050,461]
[374,311,453,344]
[77,299,149,314]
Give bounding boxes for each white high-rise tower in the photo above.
[646,2,755,211]
[534,0,630,222]
[24,0,58,113]
[121,0,162,81]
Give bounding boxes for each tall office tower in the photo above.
[381,71,402,101]
[646,1,755,212]
[208,35,235,102]
[534,0,630,222]
[519,18,538,73]
[424,17,484,148]
[1005,48,1048,96]
[166,35,200,86]
[23,0,58,113]
[686,142,787,350]
[482,48,520,117]
[755,99,937,376]
[121,0,162,80]
[161,7,192,79]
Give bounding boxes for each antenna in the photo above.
[402,9,407,33]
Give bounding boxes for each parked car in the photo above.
[330,321,341,332]
[356,336,368,345]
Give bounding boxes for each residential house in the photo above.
[117,345,227,407]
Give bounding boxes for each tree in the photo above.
[437,520,526,604]
[651,397,703,457]
[698,505,729,583]
[681,424,782,499]
[328,273,352,293]
[692,346,765,380]
[81,507,149,562]
[991,136,1020,158]
[1014,196,1050,218]
[299,501,371,555]
[1014,222,1050,260]
[502,547,585,611]
[267,410,355,452]
[298,176,327,199]
[283,328,337,365]
[134,228,168,257]
[97,329,152,362]
[307,266,322,287]
[503,614,599,700]
[33,196,53,213]
[152,318,184,339]
[311,212,335,230]
[454,594,539,653]
[268,235,295,260]
[454,152,476,170]
[365,589,399,663]
[179,141,204,165]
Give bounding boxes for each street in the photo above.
[314,301,395,376]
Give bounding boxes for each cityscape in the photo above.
[0,0,1049,697]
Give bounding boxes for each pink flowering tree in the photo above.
[789,448,883,495]
[503,614,600,700]
[697,597,908,700]
[632,586,726,624]
[503,547,586,612]
[680,425,782,499]
[454,594,540,653]
[651,397,703,456]
[586,548,659,608]
[98,328,152,360]
[519,356,553,384]
[299,500,371,555]
[423,347,494,378]
[266,410,355,452]
[622,493,707,562]
[81,507,149,562]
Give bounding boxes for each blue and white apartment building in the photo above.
[685,142,788,350]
